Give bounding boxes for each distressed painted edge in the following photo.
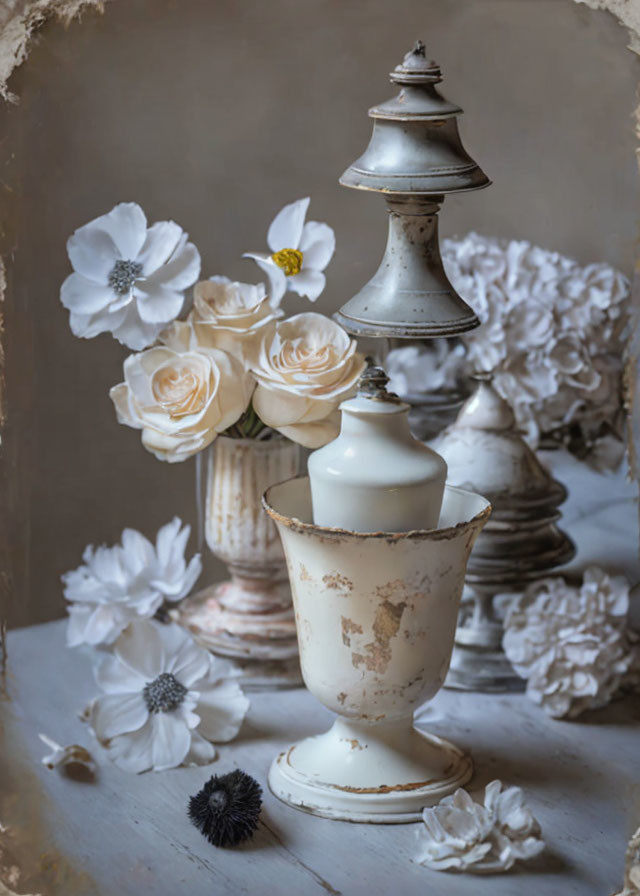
[0,0,108,103]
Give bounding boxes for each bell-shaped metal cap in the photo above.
[334,197,480,338]
[340,42,490,196]
[439,378,570,514]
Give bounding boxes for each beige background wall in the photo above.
[0,0,638,628]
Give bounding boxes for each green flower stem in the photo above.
[224,403,273,440]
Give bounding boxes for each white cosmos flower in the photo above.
[60,202,201,350]
[89,620,249,773]
[244,197,335,306]
[63,518,202,647]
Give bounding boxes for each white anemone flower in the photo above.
[60,202,201,350]
[244,197,335,306]
[63,517,202,648]
[89,620,249,773]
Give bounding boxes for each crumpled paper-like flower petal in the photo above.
[63,518,202,647]
[438,233,629,467]
[502,567,635,719]
[417,780,544,873]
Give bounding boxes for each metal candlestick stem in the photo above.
[335,40,490,340]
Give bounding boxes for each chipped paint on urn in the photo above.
[263,476,490,821]
[178,436,303,688]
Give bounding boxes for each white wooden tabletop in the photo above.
[3,451,639,896]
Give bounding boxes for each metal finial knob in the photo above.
[392,40,440,83]
[357,361,400,401]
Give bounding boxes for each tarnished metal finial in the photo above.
[336,43,490,339]
[391,39,441,83]
[358,360,401,401]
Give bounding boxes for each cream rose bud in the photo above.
[110,344,253,462]
[191,276,280,365]
[251,312,366,448]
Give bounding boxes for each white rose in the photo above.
[250,312,365,448]
[191,276,280,365]
[110,344,253,462]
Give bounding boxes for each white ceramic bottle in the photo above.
[308,365,447,532]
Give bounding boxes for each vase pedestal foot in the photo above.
[445,642,523,691]
[176,583,302,690]
[208,654,302,690]
[268,717,472,823]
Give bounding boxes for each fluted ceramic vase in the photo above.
[178,435,302,689]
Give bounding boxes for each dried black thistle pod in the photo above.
[188,770,262,847]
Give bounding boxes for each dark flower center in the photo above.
[188,770,263,848]
[108,259,143,294]
[143,672,187,713]
[208,791,229,812]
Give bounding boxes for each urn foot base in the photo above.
[445,642,523,692]
[176,584,302,690]
[268,717,472,823]
[207,654,303,691]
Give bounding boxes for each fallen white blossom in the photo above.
[417,780,544,873]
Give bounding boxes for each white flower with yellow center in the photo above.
[244,197,335,306]
[88,620,249,773]
[60,202,201,350]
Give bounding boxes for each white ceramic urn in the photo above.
[308,366,447,532]
[262,364,490,823]
[263,477,490,822]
